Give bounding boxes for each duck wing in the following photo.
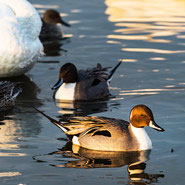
[74,62,122,100]
[60,116,129,137]
[74,64,110,100]
[33,107,129,139]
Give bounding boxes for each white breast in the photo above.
[55,83,76,101]
[130,124,152,150]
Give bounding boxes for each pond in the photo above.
[0,0,185,184]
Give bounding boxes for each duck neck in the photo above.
[55,82,76,100]
[129,124,152,150]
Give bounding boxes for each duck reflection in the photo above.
[128,162,164,184]
[55,99,116,116]
[40,37,70,57]
[34,142,164,184]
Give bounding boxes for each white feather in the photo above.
[0,0,43,77]
[55,83,76,100]
[72,136,80,146]
[130,124,152,150]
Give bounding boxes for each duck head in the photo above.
[129,104,165,131]
[52,63,78,90]
[42,9,70,27]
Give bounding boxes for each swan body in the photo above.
[0,0,43,77]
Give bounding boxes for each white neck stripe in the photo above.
[130,124,152,150]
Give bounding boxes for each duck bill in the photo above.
[61,19,70,27]
[51,79,63,90]
[149,120,165,132]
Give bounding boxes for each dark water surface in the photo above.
[1,0,185,184]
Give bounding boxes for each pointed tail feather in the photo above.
[33,107,68,133]
[108,59,123,82]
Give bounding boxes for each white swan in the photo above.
[0,0,43,77]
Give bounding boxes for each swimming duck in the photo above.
[0,0,43,77]
[34,104,164,151]
[0,81,21,110]
[40,9,70,39]
[51,61,122,101]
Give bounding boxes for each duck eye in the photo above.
[140,114,146,118]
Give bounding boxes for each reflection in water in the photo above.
[0,172,21,178]
[33,143,164,184]
[55,98,120,116]
[105,0,185,52]
[40,38,70,57]
[0,119,26,157]
[128,162,164,184]
[0,118,22,179]
[0,75,42,137]
[2,75,41,107]
[119,86,185,96]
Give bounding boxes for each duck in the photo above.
[40,9,70,40]
[0,0,43,77]
[51,61,122,101]
[0,81,21,110]
[34,104,165,151]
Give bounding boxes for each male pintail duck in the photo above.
[0,81,21,110]
[0,0,43,77]
[40,9,70,39]
[51,61,122,101]
[34,104,165,151]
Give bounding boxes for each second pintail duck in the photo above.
[34,104,165,151]
[40,9,70,39]
[51,61,122,101]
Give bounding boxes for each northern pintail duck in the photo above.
[51,61,122,101]
[40,9,70,39]
[0,0,43,77]
[34,104,165,151]
[0,81,21,110]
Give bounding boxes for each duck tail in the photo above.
[107,59,123,82]
[33,107,68,133]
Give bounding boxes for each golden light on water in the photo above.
[0,172,21,177]
[0,119,27,157]
[122,48,185,54]
[119,87,184,96]
[105,0,185,55]
[105,0,185,22]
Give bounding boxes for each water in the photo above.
[0,0,185,184]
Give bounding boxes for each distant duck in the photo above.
[51,61,122,101]
[0,81,21,110]
[34,104,165,151]
[40,9,71,39]
[0,0,43,77]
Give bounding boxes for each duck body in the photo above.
[0,0,43,77]
[0,81,21,110]
[35,105,164,152]
[52,62,122,101]
[71,117,152,151]
[40,21,64,39]
[54,71,109,101]
[40,9,70,40]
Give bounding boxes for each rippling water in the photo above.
[0,0,185,184]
